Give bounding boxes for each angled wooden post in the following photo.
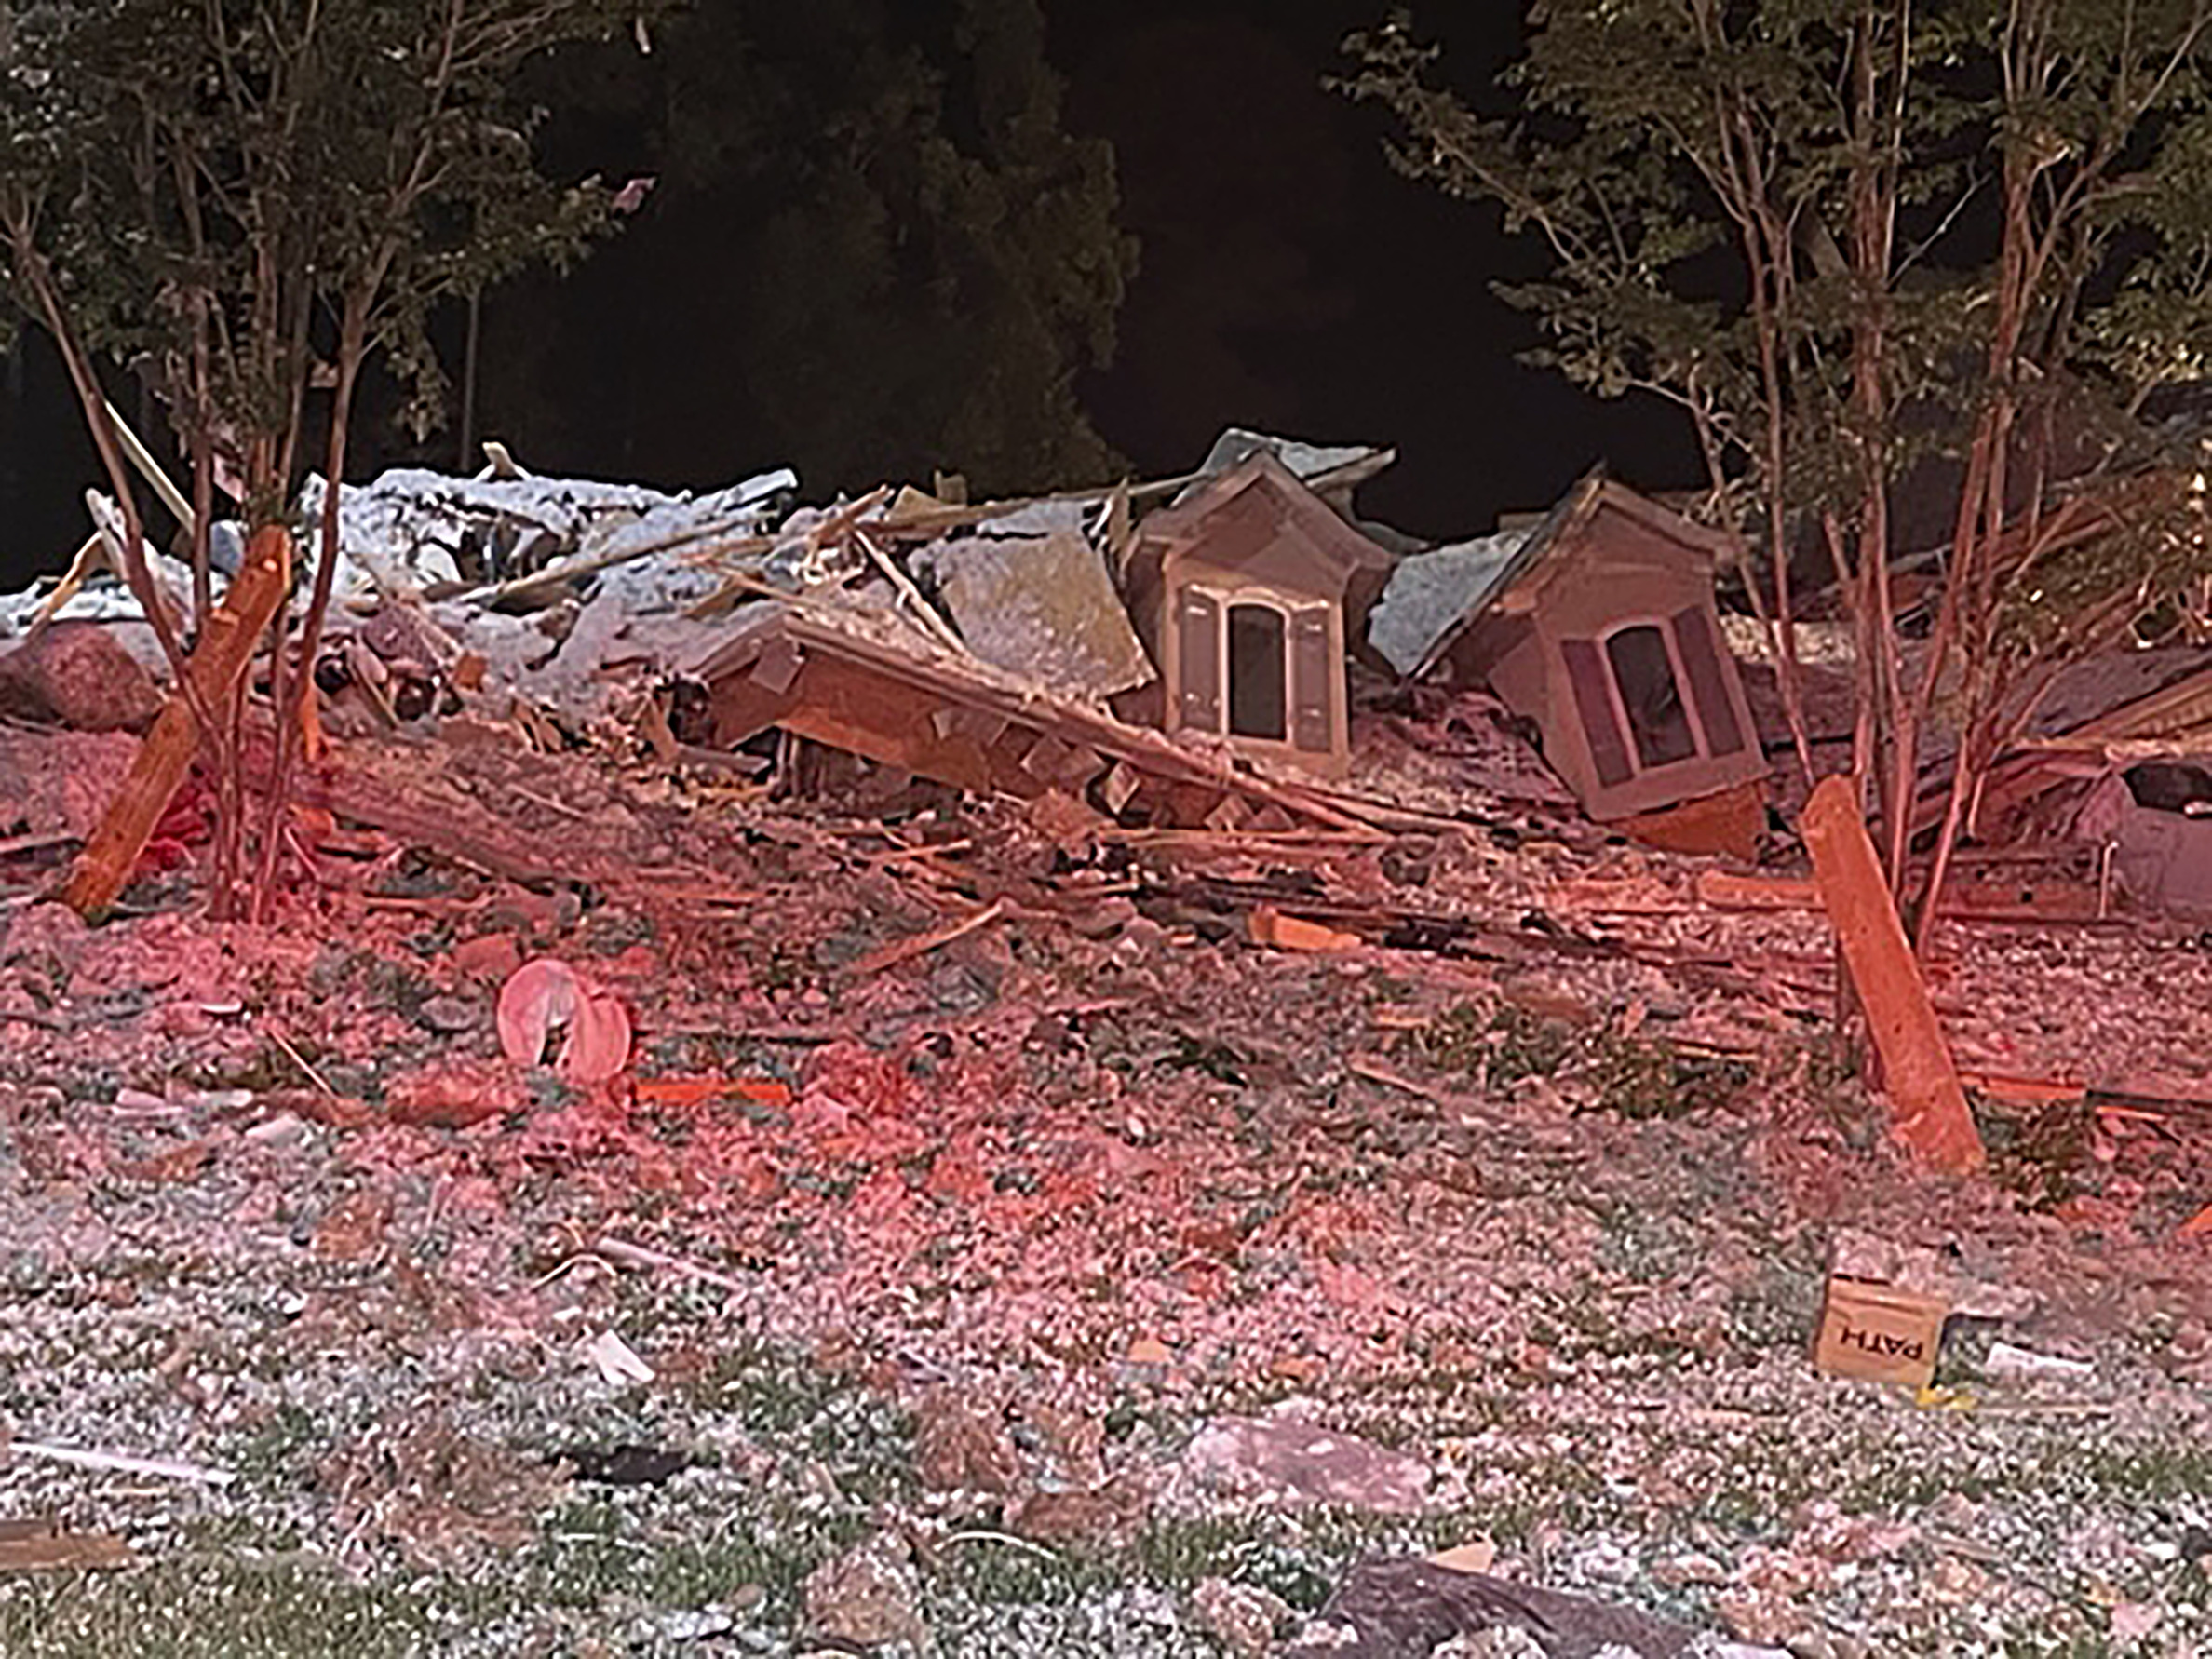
[1801,775,1985,1172]
[61,526,292,920]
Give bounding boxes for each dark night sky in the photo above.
[1052,0,1693,539]
[0,0,1697,588]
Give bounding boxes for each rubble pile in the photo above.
[2,447,2212,1656]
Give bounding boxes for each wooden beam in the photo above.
[61,526,294,919]
[1801,776,1985,1172]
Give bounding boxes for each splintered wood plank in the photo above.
[1101,762,1141,815]
[844,897,1009,977]
[1801,776,1985,1172]
[1205,794,1250,833]
[61,525,294,919]
[0,1526,130,1572]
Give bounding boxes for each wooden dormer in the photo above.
[1122,451,1395,776]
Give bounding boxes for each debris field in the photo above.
[4,449,2212,1657]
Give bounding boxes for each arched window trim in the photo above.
[1182,580,1313,745]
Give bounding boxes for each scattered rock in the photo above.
[311,1187,391,1261]
[1430,1538,1499,1575]
[1006,1476,1149,1548]
[1288,1559,1696,1659]
[0,901,93,974]
[1126,1333,1172,1365]
[416,994,482,1034]
[2110,1601,2161,1644]
[1183,1411,1430,1513]
[1190,1576,1294,1658]
[1435,1629,1549,1658]
[558,1443,690,1486]
[633,1607,733,1642]
[451,932,523,984]
[1652,1554,1729,1588]
[0,622,161,732]
[384,1058,530,1129]
[802,1531,929,1651]
[914,1389,1023,1496]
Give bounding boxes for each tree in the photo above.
[478,0,1138,498]
[1342,0,2212,944]
[0,0,662,917]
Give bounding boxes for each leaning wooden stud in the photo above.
[1801,775,1986,1173]
[61,526,294,920]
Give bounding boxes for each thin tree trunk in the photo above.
[251,297,367,921]
[458,288,481,473]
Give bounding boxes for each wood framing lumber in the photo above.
[0,1519,130,1572]
[1248,905,1361,951]
[1693,870,2111,924]
[1801,776,1985,1172]
[843,897,1009,977]
[60,526,294,919]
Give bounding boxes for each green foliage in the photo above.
[1341,1,2212,640]
[1415,1001,1748,1119]
[0,0,667,515]
[487,0,1138,495]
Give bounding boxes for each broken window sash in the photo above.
[1603,623,1697,769]
[1668,603,1745,759]
[1178,588,1222,732]
[1290,603,1333,753]
[1561,636,1635,788]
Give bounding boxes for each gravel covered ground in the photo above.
[4,771,2212,1658]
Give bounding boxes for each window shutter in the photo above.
[1289,603,1334,753]
[1561,637,1634,787]
[1178,587,1221,733]
[1668,603,1745,758]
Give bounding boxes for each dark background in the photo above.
[0,0,1694,589]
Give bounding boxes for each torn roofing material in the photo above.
[297,466,799,603]
[912,502,1154,698]
[1177,428,1396,505]
[1365,467,1604,680]
[1365,529,1533,677]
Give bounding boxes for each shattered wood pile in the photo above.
[686,602,1396,837]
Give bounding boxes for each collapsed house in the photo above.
[1938,648,2212,919]
[660,434,1773,839]
[1366,469,1767,837]
[0,427,1785,848]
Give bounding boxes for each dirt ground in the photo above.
[4,738,2212,1658]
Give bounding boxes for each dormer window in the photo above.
[1133,450,1394,776]
[1561,605,1748,789]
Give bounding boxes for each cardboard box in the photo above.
[1812,1275,1949,1389]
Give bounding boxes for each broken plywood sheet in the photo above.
[916,504,1153,697]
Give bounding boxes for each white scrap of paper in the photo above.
[582,1329,655,1388]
